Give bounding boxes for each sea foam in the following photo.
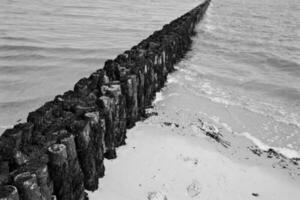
[241,132,300,159]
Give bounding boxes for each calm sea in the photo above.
[0,0,299,157]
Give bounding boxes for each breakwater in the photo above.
[0,1,210,199]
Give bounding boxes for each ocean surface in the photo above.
[0,0,299,157]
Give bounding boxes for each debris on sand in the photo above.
[197,119,231,148]
[147,192,168,200]
[187,180,202,198]
[163,122,179,128]
[252,193,259,197]
[248,146,300,177]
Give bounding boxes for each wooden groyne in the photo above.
[0,1,211,199]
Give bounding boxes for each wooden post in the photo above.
[48,144,68,200]
[0,185,19,200]
[14,172,43,200]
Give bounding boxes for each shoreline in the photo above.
[0,1,212,199]
[1,0,299,199]
[89,84,300,200]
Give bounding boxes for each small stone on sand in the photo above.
[252,193,259,197]
[187,180,202,198]
[147,192,168,200]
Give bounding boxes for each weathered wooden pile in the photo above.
[0,1,210,199]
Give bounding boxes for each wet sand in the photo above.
[88,70,300,200]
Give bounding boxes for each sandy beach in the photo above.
[1,0,299,199]
[88,69,300,200]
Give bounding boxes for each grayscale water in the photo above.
[0,0,299,157]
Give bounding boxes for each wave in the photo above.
[1,36,40,42]
[266,57,300,74]
[61,5,105,10]
[174,69,300,130]
[241,132,300,159]
[203,113,300,159]
[0,53,107,64]
[205,89,300,129]
[153,91,164,104]
[0,64,61,74]
[69,57,106,64]
[238,80,300,102]
[0,44,101,54]
[58,13,102,19]
[0,54,57,60]
[0,96,51,109]
[250,51,300,74]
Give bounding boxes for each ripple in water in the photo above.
[0,0,299,157]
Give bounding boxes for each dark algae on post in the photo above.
[0,1,211,199]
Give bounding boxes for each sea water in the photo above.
[0,0,299,157]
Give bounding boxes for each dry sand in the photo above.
[88,119,300,200]
[88,69,300,200]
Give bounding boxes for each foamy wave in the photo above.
[184,75,194,81]
[201,113,300,159]
[195,79,300,129]
[178,65,300,130]
[208,115,234,133]
[167,93,180,97]
[167,76,179,84]
[209,97,232,106]
[241,132,300,159]
[178,68,196,76]
[153,92,164,104]
[210,95,300,129]
[198,0,216,32]
[235,99,300,130]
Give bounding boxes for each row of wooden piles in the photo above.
[0,1,210,199]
